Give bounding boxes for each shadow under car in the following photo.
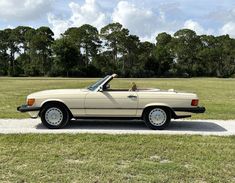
[36,119,227,132]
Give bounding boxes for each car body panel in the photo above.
[84,91,138,117]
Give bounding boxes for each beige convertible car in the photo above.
[17,74,205,130]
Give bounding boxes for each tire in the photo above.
[40,104,70,129]
[143,107,171,130]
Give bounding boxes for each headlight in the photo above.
[27,98,35,106]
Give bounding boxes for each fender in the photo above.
[40,99,68,108]
[142,103,176,118]
[144,103,172,109]
[39,99,73,118]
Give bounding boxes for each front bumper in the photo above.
[17,105,41,113]
[173,106,206,113]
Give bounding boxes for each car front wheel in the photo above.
[143,107,171,130]
[40,104,70,129]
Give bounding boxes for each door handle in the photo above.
[128,95,137,99]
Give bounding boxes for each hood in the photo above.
[28,88,88,98]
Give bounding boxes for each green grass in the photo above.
[1,78,235,182]
[0,77,235,119]
[0,134,234,182]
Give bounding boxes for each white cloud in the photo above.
[1,0,235,42]
[183,19,214,35]
[48,0,109,38]
[112,1,168,41]
[48,0,235,42]
[219,21,235,38]
[48,0,177,41]
[69,0,108,28]
[0,0,53,21]
[48,13,70,38]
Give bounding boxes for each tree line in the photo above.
[0,23,235,78]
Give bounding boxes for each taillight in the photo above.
[191,99,199,106]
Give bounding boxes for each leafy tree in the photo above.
[0,30,9,75]
[3,29,20,76]
[122,35,140,72]
[0,23,235,78]
[30,27,54,75]
[14,26,34,53]
[77,24,100,66]
[52,37,81,77]
[138,41,156,77]
[215,35,235,77]
[100,23,129,64]
[13,26,36,76]
[138,41,155,63]
[197,35,221,76]
[64,24,100,67]
[198,35,235,77]
[173,29,201,76]
[154,32,173,76]
[93,51,117,75]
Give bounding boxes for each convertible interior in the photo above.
[103,80,160,92]
[90,73,162,92]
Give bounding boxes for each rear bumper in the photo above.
[172,106,205,119]
[173,106,206,113]
[17,105,41,113]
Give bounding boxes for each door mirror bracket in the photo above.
[98,86,103,92]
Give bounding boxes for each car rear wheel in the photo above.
[40,104,70,129]
[143,107,171,130]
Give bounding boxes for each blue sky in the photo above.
[0,0,235,41]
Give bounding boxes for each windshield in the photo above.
[87,75,110,91]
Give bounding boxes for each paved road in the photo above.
[0,119,235,136]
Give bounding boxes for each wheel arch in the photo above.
[39,100,73,118]
[141,104,176,119]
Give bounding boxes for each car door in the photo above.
[84,91,138,117]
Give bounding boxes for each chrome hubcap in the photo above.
[149,108,167,126]
[45,107,63,126]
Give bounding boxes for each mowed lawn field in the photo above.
[0,77,235,182]
[0,77,234,119]
[0,134,234,182]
